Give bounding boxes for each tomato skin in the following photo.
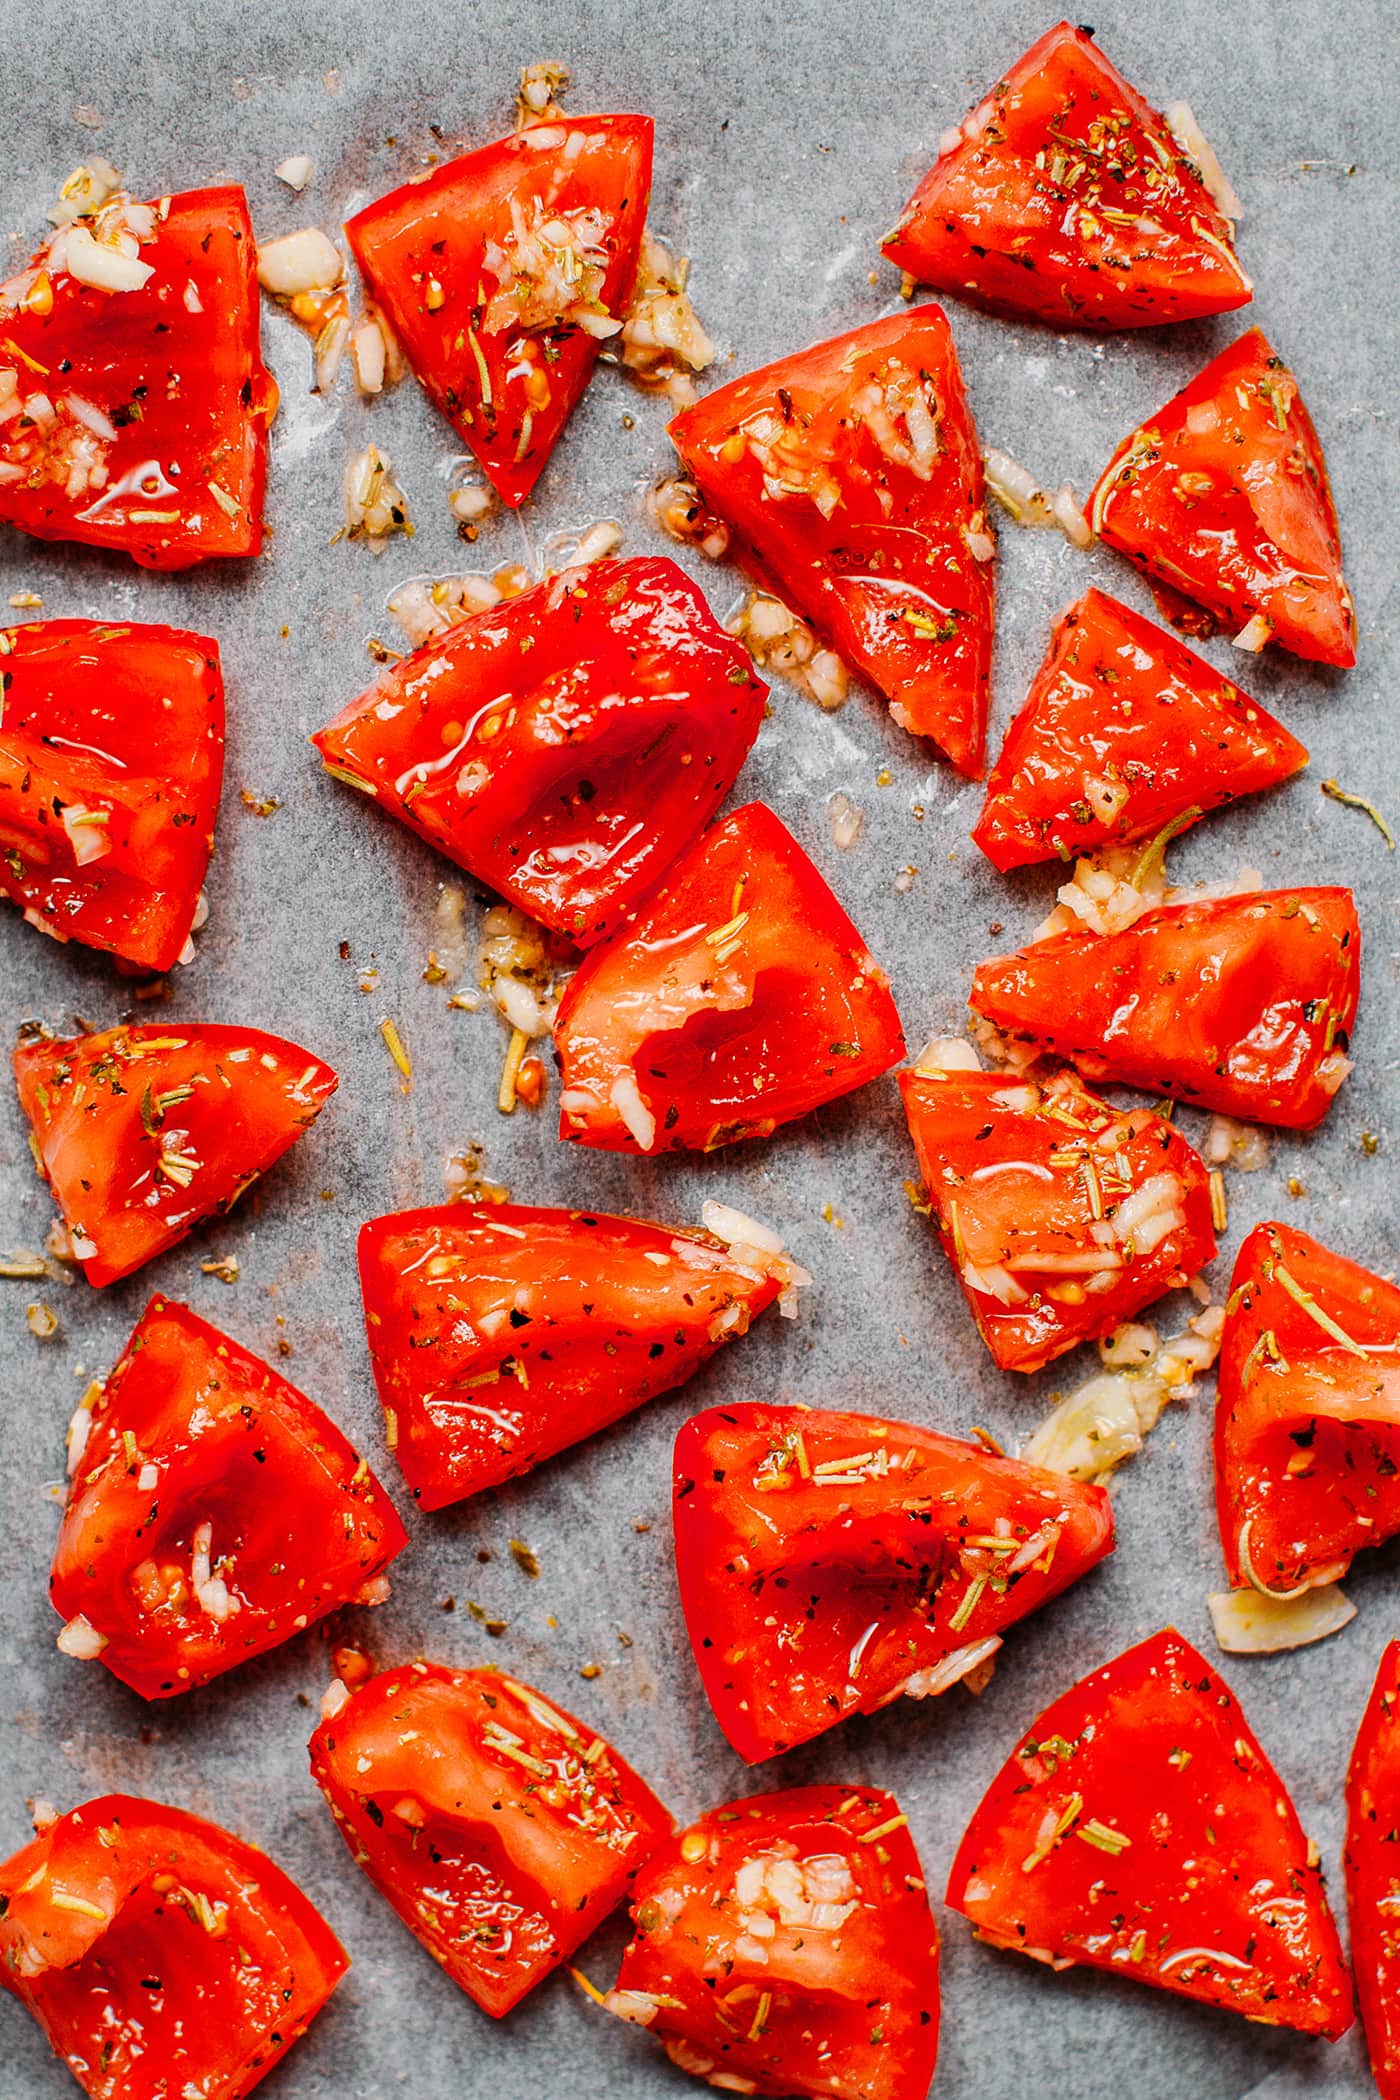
[1215,1223,1400,1595]
[612,1785,940,2100]
[313,557,765,946]
[882,22,1251,330]
[972,588,1307,871]
[970,886,1360,1129]
[946,1628,1353,2038]
[358,1203,780,1511]
[554,800,905,1154]
[0,1793,346,2100]
[1090,329,1355,665]
[0,619,224,971]
[345,117,652,507]
[900,1065,1215,1372]
[49,1296,405,1699]
[0,187,273,568]
[669,306,993,775]
[13,1023,338,1287]
[309,1662,672,2018]
[673,1402,1113,1763]
[1347,1642,1400,2100]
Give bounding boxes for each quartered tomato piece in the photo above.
[673,1402,1113,1763]
[345,117,651,506]
[0,618,224,971]
[0,1793,346,2099]
[1215,1223,1400,1597]
[972,588,1307,871]
[50,1296,405,1698]
[946,1628,1353,2037]
[669,307,993,775]
[900,1062,1215,1373]
[970,886,1360,1129]
[0,186,274,568]
[1089,329,1355,665]
[554,801,904,1153]
[357,1203,782,1511]
[14,1023,338,1287]
[313,557,764,946]
[310,1662,671,2017]
[610,1785,940,2100]
[882,22,1251,330]
[1347,1642,1400,2100]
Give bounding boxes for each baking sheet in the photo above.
[0,0,1396,2093]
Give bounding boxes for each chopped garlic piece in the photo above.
[1163,103,1244,224]
[257,226,343,297]
[344,445,412,550]
[728,592,848,711]
[57,1614,107,1659]
[63,225,153,293]
[275,154,314,192]
[1208,1582,1353,1654]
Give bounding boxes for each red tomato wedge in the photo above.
[345,117,652,507]
[1215,1222,1400,1596]
[313,557,764,945]
[882,22,1251,330]
[972,588,1307,871]
[673,1402,1114,1763]
[0,186,274,567]
[946,1628,1353,2037]
[310,1662,671,2017]
[0,618,224,971]
[0,1793,346,2100]
[970,886,1360,1129]
[610,1785,940,2100]
[1089,329,1355,665]
[357,1202,781,1511]
[669,307,993,775]
[900,1063,1215,1373]
[554,801,905,1153]
[14,1022,338,1287]
[1347,1641,1400,2100]
[50,1295,405,1699]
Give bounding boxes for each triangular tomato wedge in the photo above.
[51,1296,405,1698]
[970,886,1360,1128]
[1215,1222,1400,1595]
[0,185,274,567]
[0,618,224,970]
[668,307,993,775]
[345,116,652,507]
[1347,1642,1400,2100]
[673,1402,1114,1763]
[14,1023,337,1286]
[313,556,764,946]
[358,1203,783,1511]
[973,588,1307,871]
[882,22,1251,330]
[900,1064,1215,1373]
[946,1627,1354,2037]
[554,800,905,1153]
[1089,329,1355,665]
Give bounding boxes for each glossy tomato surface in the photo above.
[313,556,764,944]
[1347,1641,1400,2100]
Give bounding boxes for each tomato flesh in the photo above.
[357,1202,780,1511]
[309,1662,671,2017]
[1347,1641,1400,2100]
[673,1401,1113,1763]
[973,587,1307,871]
[0,1794,346,2100]
[970,886,1360,1128]
[669,307,993,775]
[0,186,274,567]
[554,800,905,1153]
[882,21,1251,330]
[901,1065,1215,1372]
[1090,328,1355,665]
[14,1023,338,1287]
[612,1785,940,2100]
[313,556,764,945]
[946,1627,1353,2037]
[346,116,652,506]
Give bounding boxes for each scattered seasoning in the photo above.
[1321,778,1395,850]
[379,1017,412,1085]
[1361,1132,1380,1156]
[199,1256,240,1285]
[508,1539,540,1580]
[0,1251,49,1280]
[1208,1170,1228,1232]
[579,1662,601,1680]
[239,789,281,817]
[497,1027,529,1114]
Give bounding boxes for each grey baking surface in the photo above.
[0,0,1395,2093]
